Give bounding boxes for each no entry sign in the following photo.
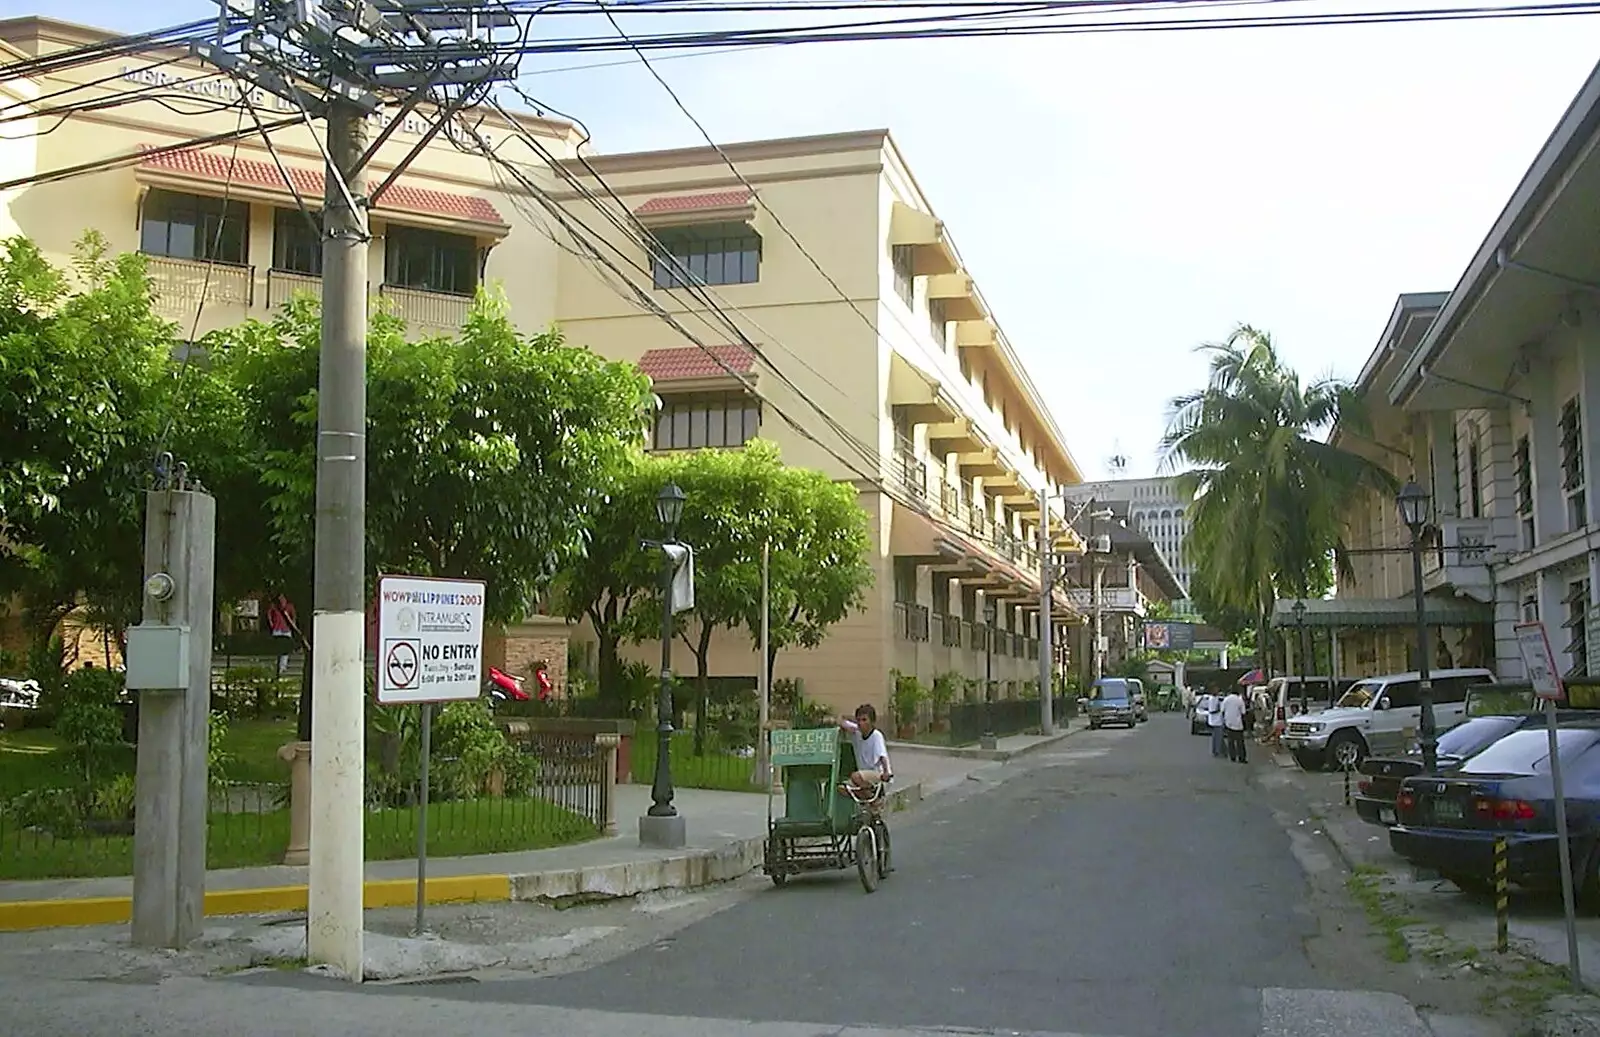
[376,574,487,705]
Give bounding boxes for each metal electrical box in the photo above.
[125,624,192,690]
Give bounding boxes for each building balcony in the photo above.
[892,441,930,505]
[1421,516,1496,600]
[378,283,472,335]
[146,256,254,328]
[1066,585,1149,616]
[266,268,321,310]
[894,601,931,643]
[937,612,963,648]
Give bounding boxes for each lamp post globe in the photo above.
[656,481,686,536]
[1396,480,1430,535]
[643,479,689,847]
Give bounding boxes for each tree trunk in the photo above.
[596,629,624,715]
[692,621,713,756]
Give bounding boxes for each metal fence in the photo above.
[948,696,1073,746]
[629,730,762,792]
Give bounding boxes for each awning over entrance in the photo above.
[1269,596,1493,629]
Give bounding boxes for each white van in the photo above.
[1282,668,1495,770]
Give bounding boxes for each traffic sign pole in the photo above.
[414,701,432,935]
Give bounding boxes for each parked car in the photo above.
[1388,721,1600,896]
[1282,668,1495,771]
[1129,679,1149,723]
[1086,678,1138,729]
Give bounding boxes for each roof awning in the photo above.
[136,145,509,237]
[926,273,985,323]
[636,344,757,387]
[633,189,757,230]
[1270,596,1493,629]
[888,201,958,276]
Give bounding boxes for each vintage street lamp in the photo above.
[981,597,998,750]
[1292,598,1308,717]
[1396,479,1438,773]
[646,482,687,833]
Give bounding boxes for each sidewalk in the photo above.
[0,722,1082,932]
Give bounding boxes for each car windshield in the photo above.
[1336,682,1381,709]
[1091,681,1129,702]
[1435,716,1521,760]
[1458,728,1600,776]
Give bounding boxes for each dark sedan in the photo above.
[1388,723,1600,896]
[1354,713,1584,827]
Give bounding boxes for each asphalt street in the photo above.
[0,717,1495,1036]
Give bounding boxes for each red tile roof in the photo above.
[138,146,506,227]
[637,344,756,382]
[634,189,754,216]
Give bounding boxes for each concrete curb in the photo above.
[886,723,1084,763]
[0,780,932,933]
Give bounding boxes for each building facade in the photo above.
[0,16,1102,715]
[1326,54,1600,684]
[1062,478,1194,614]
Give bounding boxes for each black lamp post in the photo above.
[1397,479,1438,774]
[982,598,997,749]
[648,482,686,820]
[1292,599,1308,718]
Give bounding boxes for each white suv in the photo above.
[1282,668,1495,771]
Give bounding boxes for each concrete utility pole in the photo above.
[127,469,215,949]
[1037,487,1054,736]
[307,100,371,981]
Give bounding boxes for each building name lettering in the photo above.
[117,67,463,141]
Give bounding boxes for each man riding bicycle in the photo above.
[835,703,893,795]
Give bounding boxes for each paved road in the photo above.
[0,717,1488,1036]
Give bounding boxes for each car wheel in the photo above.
[1327,731,1367,771]
[1293,749,1326,771]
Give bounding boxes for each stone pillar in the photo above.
[278,741,313,866]
[595,733,619,836]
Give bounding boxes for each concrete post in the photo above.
[131,486,215,949]
[595,733,619,836]
[278,741,312,866]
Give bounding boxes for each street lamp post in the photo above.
[1397,480,1438,774]
[642,482,688,848]
[981,598,997,750]
[1292,599,1308,718]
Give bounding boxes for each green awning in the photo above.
[1270,596,1492,629]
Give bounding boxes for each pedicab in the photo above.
[761,726,892,893]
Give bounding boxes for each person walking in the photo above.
[1222,686,1248,764]
[1206,689,1225,758]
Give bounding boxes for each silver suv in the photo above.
[1282,667,1495,770]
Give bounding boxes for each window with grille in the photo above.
[140,189,249,264]
[651,224,761,288]
[1561,397,1586,529]
[932,576,950,616]
[891,245,915,307]
[1515,435,1534,549]
[928,297,948,348]
[893,558,917,604]
[385,225,478,295]
[273,207,322,275]
[1564,579,1591,678]
[650,392,761,451]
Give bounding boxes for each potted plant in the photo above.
[930,671,961,733]
[889,669,926,739]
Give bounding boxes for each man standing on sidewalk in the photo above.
[1222,686,1248,764]
[1206,689,1224,758]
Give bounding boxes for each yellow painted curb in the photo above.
[0,873,513,933]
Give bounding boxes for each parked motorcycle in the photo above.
[0,676,41,710]
[484,666,552,709]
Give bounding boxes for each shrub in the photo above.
[92,773,136,821]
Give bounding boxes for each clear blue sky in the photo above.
[15,1,1600,481]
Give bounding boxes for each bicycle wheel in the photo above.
[874,818,892,877]
[855,826,879,893]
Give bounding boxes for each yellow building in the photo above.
[0,16,1098,715]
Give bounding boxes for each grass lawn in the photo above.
[0,796,600,881]
[220,717,299,785]
[631,732,763,793]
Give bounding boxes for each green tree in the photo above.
[0,234,185,668]
[202,292,653,736]
[1188,574,1257,644]
[746,465,872,691]
[1161,325,1393,670]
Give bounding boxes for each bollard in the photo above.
[1495,835,1509,953]
[1343,763,1351,806]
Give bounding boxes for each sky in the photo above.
[13,1,1600,482]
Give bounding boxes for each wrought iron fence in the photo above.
[629,730,761,792]
[948,696,1072,745]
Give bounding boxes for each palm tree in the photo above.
[1160,325,1394,670]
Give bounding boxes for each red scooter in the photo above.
[484,666,552,708]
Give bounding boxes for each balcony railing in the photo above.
[1424,516,1495,572]
[940,481,964,523]
[1066,585,1148,614]
[939,613,962,648]
[1012,632,1024,657]
[893,446,928,504]
[379,283,472,334]
[907,603,930,642]
[266,268,321,311]
[970,623,989,652]
[146,256,254,324]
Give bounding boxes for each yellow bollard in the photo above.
[1495,835,1509,954]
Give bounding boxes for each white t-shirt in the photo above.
[1221,693,1246,731]
[843,721,891,775]
[1205,695,1223,727]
